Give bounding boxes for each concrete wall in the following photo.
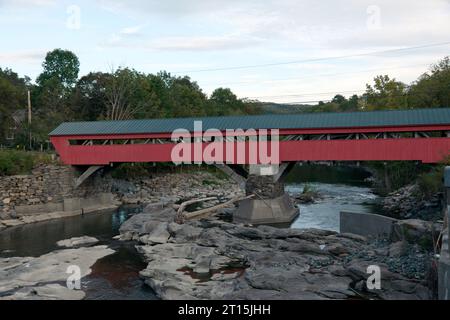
[340,211,397,238]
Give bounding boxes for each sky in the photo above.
[0,0,449,104]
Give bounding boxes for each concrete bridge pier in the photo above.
[233,164,299,225]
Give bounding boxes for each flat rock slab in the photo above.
[57,236,99,248]
[0,284,86,300]
[0,245,114,300]
[1,220,24,228]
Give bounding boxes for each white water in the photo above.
[286,182,378,232]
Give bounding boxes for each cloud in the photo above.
[0,0,56,7]
[148,35,261,51]
[119,25,144,35]
[0,50,46,64]
[96,0,247,17]
[100,31,261,52]
[95,0,450,53]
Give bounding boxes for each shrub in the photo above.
[417,169,443,200]
[111,163,151,179]
[0,150,35,176]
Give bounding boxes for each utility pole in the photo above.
[27,90,32,151]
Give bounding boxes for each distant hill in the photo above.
[258,102,318,114]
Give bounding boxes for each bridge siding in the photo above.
[51,136,450,165]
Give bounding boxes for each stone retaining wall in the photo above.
[0,164,113,220]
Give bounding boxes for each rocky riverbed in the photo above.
[0,239,114,300]
[0,168,443,300]
[382,184,443,221]
[118,204,434,300]
[115,171,243,206]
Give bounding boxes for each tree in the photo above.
[70,72,110,121]
[168,76,208,117]
[104,68,163,120]
[31,49,80,145]
[364,75,407,110]
[408,56,450,108]
[0,68,29,145]
[104,68,140,120]
[331,94,346,105]
[36,49,80,91]
[210,88,243,115]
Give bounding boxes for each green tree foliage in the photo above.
[304,94,360,113]
[70,72,110,121]
[363,75,407,110]
[0,68,29,145]
[408,57,450,109]
[210,88,251,115]
[32,49,80,144]
[36,49,80,91]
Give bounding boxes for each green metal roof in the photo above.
[49,108,450,136]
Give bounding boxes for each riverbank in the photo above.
[0,164,444,300]
[118,204,433,300]
[0,167,242,232]
[382,184,444,221]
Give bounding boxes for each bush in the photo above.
[368,161,431,194]
[302,183,318,196]
[417,169,443,200]
[0,150,35,176]
[111,163,151,179]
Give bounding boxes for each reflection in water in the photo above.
[0,205,156,300]
[285,165,378,232]
[83,244,157,300]
[0,206,143,258]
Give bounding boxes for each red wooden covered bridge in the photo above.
[49,107,450,224]
[50,108,450,166]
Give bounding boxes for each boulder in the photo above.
[57,236,99,248]
[391,219,439,249]
[119,207,176,238]
[388,241,409,257]
[138,222,170,245]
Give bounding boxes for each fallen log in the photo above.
[183,195,255,221]
[175,197,217,224]
[176,197,217,215]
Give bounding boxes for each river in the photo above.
[0,164,379,300]
[0,206,158,300]
[286,164,378,232]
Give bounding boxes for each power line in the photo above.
[248,89,366,99]
[173,41,450,74]
[247,85,450,104]
[202,63,432,87]
[243,74,449,101]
